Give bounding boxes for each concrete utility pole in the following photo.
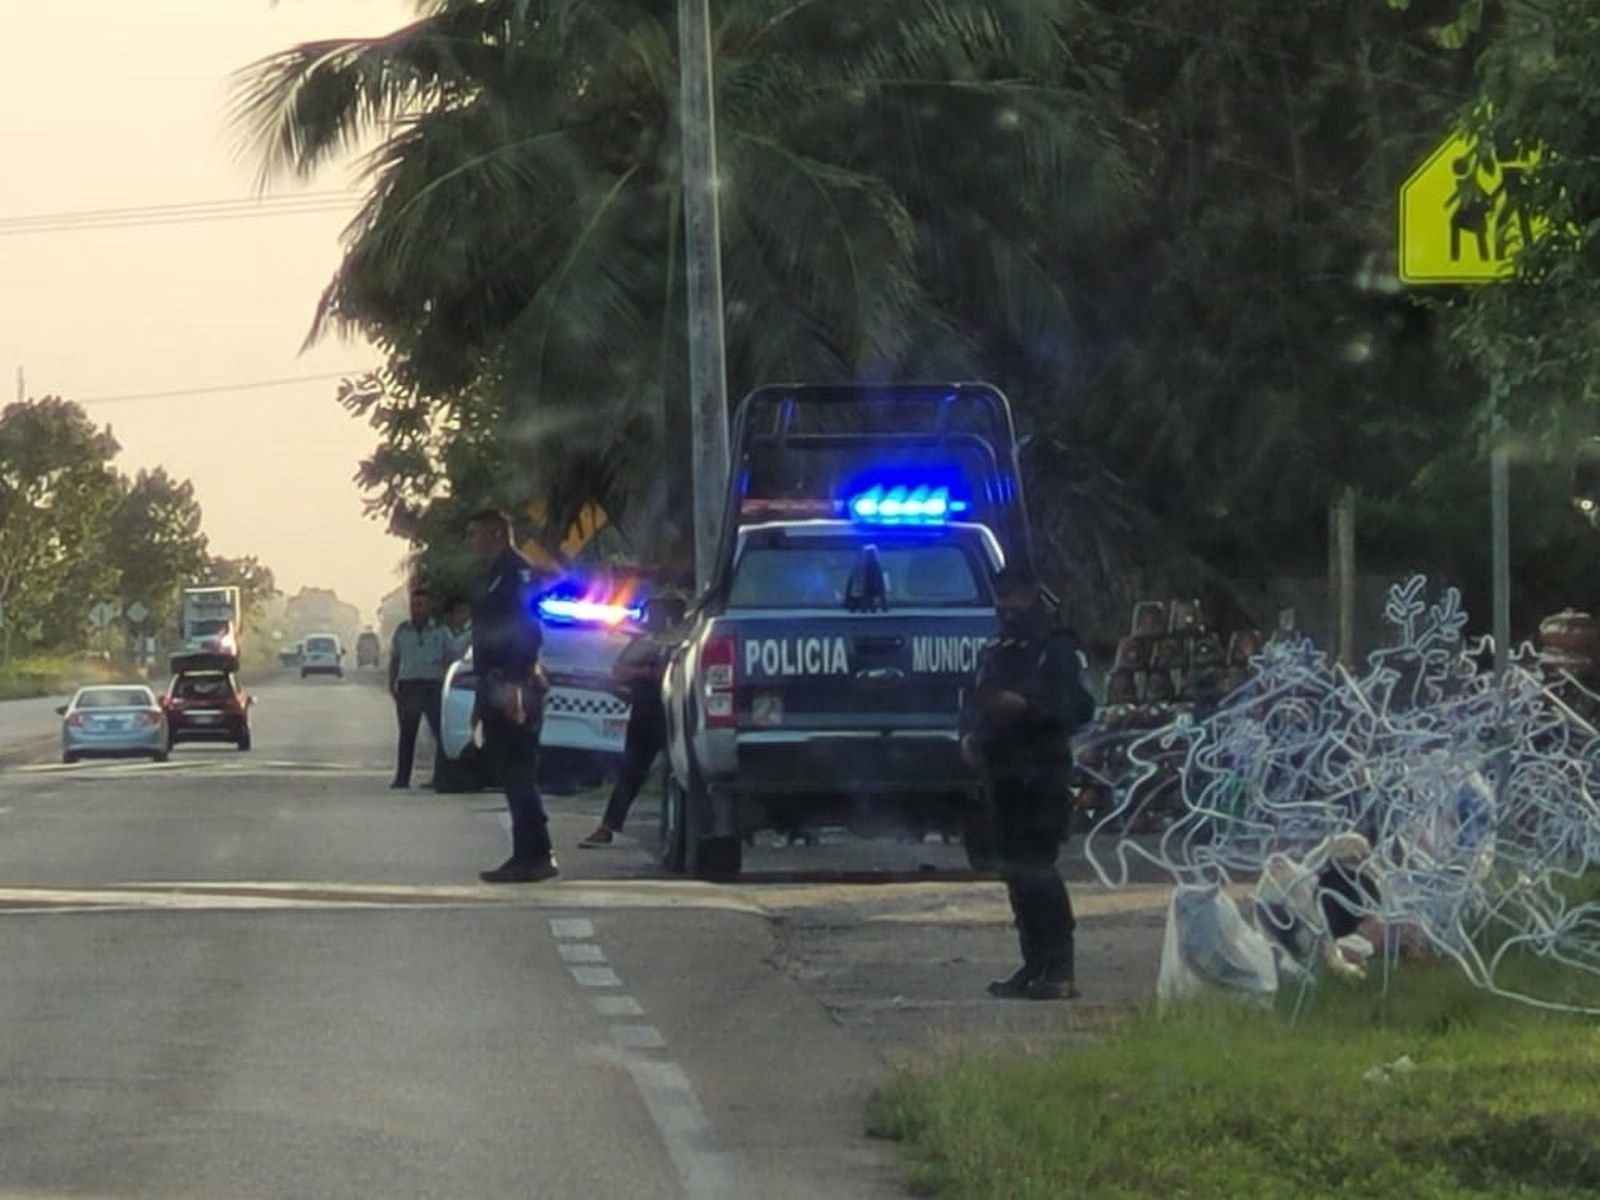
[677,0,731,592]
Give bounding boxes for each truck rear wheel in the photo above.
[669,772,741,881]
[659,776,688,875]
[687,829,742,882]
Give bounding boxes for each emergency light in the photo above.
[537,591,642,626]
[846,485,966,525]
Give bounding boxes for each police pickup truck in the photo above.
[659,383,1041,880]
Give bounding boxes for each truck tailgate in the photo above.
[720,611,995,732]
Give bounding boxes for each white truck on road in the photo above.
[179,586,243,667]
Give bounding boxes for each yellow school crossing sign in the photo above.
[1399,132,1539,285]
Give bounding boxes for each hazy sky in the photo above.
[0,1,424,622]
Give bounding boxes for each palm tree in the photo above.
[232,0,1137,547]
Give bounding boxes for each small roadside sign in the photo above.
[125,601,149,625]
[1399,131,1541,285]
[89,601,119,628]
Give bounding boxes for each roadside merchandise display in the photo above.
[1085,575,1600,1015]
[1073,599,1263,831]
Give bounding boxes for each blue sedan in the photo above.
[59,685,169,764]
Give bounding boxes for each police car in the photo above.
[432,590,638,793]
[659,383,1042,880]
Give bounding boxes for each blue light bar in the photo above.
[537,595,642,626]
[847,485,968,524]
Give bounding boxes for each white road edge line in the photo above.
[625,1058,741,1200]
[548,916,739,1200]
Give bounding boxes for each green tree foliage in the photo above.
[284,586,363,648]
[238,0,1599,631]
[108,468,212,637]
[232,0,1138,552]
[205,554,281,629]
[0,398,282,655]
[1067,0,1498,575]
[1451,0,1600,443]
[0,399,122,645]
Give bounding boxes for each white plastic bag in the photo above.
[1157,884,1280,1008]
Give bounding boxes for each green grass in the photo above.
[869,953,1600,1198]
[0,654,120,700]
[0,648,291,700]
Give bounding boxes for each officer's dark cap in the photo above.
[992,566,1040,597]
[465,508,515,539]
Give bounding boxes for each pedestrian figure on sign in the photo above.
[1493,163,1535,260]
[1448,155,1494,262]
[960,568,1097,1001]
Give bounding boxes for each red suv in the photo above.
[162,667,253,751]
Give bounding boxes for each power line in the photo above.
[0,192,362,237]
[73,371,365,407]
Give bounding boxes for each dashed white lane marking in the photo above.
[626,1059,739,1200]
[549,916,737,1199]
[611,1024,668,1051]
[569,965,621,988]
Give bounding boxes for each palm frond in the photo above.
[228,15,481,186]
[722,133,923,371]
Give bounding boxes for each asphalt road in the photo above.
[0,669,1171,1198]
[0,671,914,1199]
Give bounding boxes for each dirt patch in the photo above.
[762,857,1172,1069]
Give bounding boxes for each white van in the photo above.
[300,633,344,679]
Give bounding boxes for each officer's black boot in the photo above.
[480,818,559,884]
[1026,940,1079,1000]
[1025,883,1079,1000]
[988,899,1038,999]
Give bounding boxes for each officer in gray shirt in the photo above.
[388,584,451,789]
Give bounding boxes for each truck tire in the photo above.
[432,756,479,794]
[659,776,688,875]
[686,781,742,882]
[687,830,742,882]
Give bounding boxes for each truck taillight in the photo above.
[700,635,736,727]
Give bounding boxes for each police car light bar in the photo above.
[537,595,642,626]
[739,498,838,520]
[847,485,967,524]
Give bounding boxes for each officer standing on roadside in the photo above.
[577,592,687,848]
[441,594,473,663]
[387,583,449,789]
[465,508,559,884]
[961,566,1096,1000]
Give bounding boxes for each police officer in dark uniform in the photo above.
[577,592,686,848]
[464,508,559,884]
[961,566,1096,1000]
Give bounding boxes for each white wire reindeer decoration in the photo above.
[1082,575,1600,1013]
